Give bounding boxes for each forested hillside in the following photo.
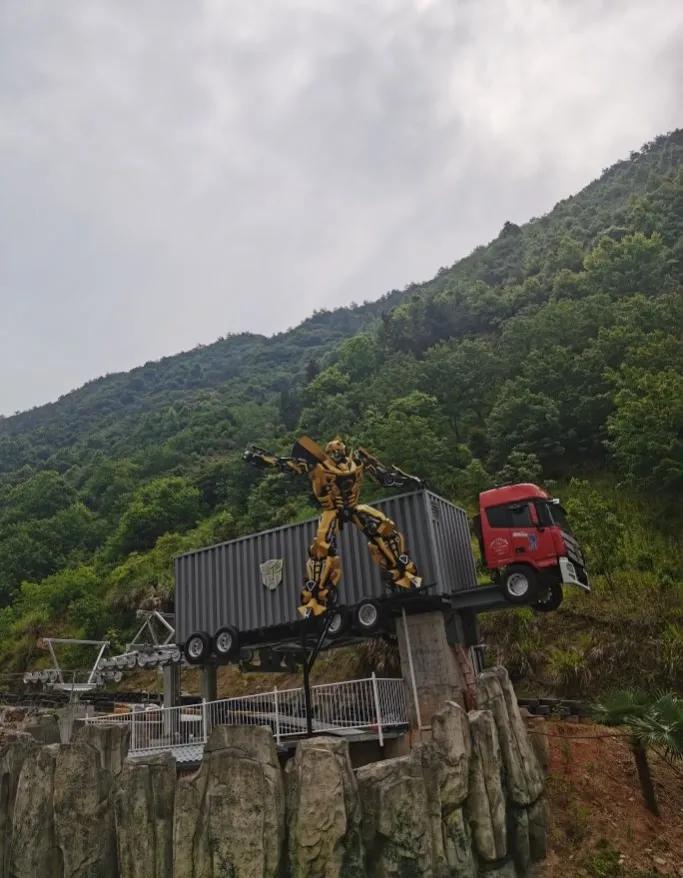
[0,130,681,694]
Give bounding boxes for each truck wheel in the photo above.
[214,625,240,659]
[501,566,539,604]
[184,631,212,665]
[352,599,384,634]
[532,582,563,613]
[327,606,350,639]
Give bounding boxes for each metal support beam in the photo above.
[200,665,217,704]
[163,663,181,739]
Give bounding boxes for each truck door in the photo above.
[483,504,515,567]
[508,502,538,562]
[483,502,537,569]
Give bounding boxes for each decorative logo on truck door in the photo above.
[260,559,284,590]
[490,537,509,556]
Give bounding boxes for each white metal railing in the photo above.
[86,675,408,758]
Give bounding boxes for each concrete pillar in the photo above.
[200,664,217,703]
[396,610,466,731]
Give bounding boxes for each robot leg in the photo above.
[351,504,422,591]
[299,510,342,617]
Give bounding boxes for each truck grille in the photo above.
[562,531,585,566]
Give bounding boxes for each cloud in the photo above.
[0,0,681,414]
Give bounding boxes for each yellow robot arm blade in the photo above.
[292,435,327,465]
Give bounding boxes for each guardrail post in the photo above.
[131,712,137,753]
[274,687,281,746]
[202,698,209,743]
[371,672,384,748]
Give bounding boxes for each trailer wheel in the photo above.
[352,599,385,634]
[214,625,240,659]
[501,565,539,604]
[532,581,563,613]
[184,631,212,665]
[326,606,350,639]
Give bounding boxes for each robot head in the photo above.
[325,437,348,464]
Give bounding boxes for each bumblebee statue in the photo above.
[244,435,424,617]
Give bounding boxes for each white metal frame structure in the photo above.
[126,611,176,652]
[24,638,110,694]
[86,675,408,763]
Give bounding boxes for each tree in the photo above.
[80,457,140,516]
[564,480,624,589]
[593,691,683,816]
[0,470,76,524]
[584,232,671,297]
[607,369,683,491]
[109,477,203,556]
[494,451,542,486]
[486,384,564,468]
[363,392,464,493]
[420,339,501,441]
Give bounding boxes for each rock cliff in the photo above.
[0,667,547,877]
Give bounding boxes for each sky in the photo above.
[0,1,681,416]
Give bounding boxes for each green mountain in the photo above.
[0,130,681,694]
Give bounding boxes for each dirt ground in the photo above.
[539,721,683,878]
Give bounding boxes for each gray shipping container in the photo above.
[175,490,477,644]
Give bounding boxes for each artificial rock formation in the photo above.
[76,723,130,777]
[0,736,36,878]
[0,664,548,877]
[356,702,479,878]
[114,753,175,878]
[174,724,285,878]
[466,709,507,863]
[476,668,545,807]
[10,744,61,878]
[287,736,364,878]
[52,742,118,878]
[10,739,118,878]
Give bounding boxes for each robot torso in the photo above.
[309,457,364,511]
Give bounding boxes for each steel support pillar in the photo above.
[200,664,217,704]
[163,663,181,738]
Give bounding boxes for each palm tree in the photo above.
[592,691,683,816]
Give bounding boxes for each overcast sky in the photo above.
[0,1,681,416]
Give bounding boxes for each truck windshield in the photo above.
[536,500,574,534]
[548,503,573,534]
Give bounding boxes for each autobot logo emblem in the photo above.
[260,559,284,590]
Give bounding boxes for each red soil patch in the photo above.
[539,721,683,877]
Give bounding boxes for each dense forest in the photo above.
[0,130,681,695]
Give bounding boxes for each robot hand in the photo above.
[243,445,272,467]
[391,466,426,491]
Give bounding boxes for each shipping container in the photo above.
[175,490,477,646]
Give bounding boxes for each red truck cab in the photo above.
[473,483,590,610]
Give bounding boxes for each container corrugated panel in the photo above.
[175,490,477,642]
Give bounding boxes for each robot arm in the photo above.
[243,445,310,476]
[355,447,425,491]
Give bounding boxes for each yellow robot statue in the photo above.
[243,435,424,616]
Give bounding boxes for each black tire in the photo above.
[326,606,350,639]
[501,565,539,605]
[213,625,240,659]
[184,630,212,665]
[352,599,385,634]
[532,582,563,613]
